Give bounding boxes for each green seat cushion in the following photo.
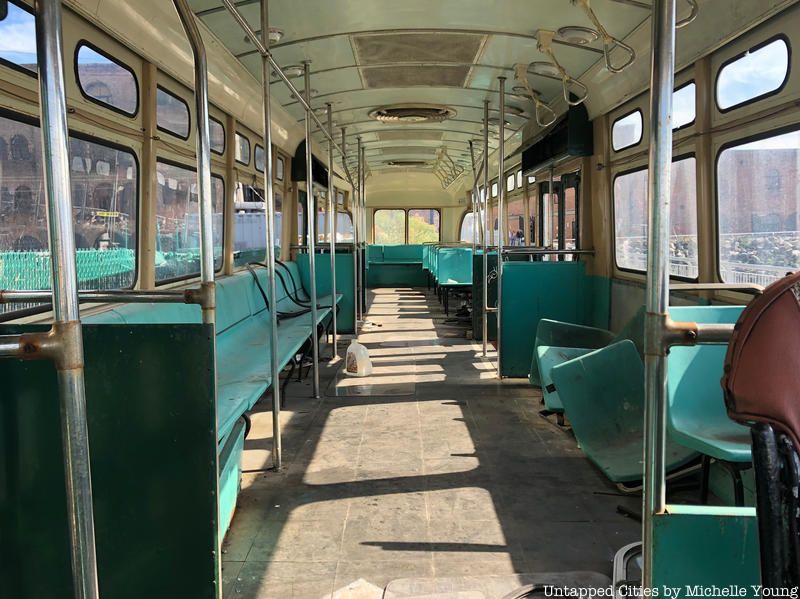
[531,319,616,387]
[535,345,594,413]
[667,305,750,463]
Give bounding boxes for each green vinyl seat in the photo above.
[550,339,697,483]
[535,345,594,413]
[531,306,645,387]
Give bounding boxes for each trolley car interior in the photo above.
[1,0,800,598]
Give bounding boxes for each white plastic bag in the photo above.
[345,340,372,377]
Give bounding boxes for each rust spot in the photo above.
[22,342,38,354]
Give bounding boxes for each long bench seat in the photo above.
[85,262,342,535]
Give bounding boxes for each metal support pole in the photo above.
[496,77,506,379]
[360,143,367,314]
[642,0,677,587]
[171,2,221,594]
[304,62,320,398]
[343,128,357,331]
[356,137,363,322]
[468,141,479,251]
[326,104,338,358]
[36,1,98,597]
[258,0,281,469]
[548,167,555,252]
[174,0,215,327]
[482,100,490,357]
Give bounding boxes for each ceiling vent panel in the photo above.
[361,65,471,89]
[379,147,437,156]
[369,103,456,123]
[379,131,444,142]
[384,160,431,168]
[352,32,486,65]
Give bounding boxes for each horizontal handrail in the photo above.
[671,282,764,294]
[501,248,595,256]
[0,289,204,305]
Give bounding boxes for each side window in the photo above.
[673,82,696,130]
[255,145,265,172]
[507,198,525,246]
[336,211,354,242]
[374,209,406,244]
[156,87,190,139]
[210,117,225,155]
[612,110,643,151]
[506,174,515,192]
[75,43,138,116]
[0,1,36,74]
[275,156,285,181]
[717,37,790,112]
[460,212,477,243]
[154,161,223,282]
[613,156,698,278]
[717,129,800,285]
[0,112,139,319]
[408,209,440,243]
[235,133,250,165]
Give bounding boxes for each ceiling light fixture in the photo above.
[275,64,304,78]
[555,26,599,45]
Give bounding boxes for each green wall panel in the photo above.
[472,252,497,342]
[0,324,218,599]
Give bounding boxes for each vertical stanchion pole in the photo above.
[468,141,478,252]
[303,62,321,398]
[36,2,99,596]
[356,137,364,321]
[343,128,357,331]
[482,100,490,357]
[496,78,506,379]
[360,143,367,315]
[548,167,555,252]
[172,3,221,594]
[258,0,281,469]
[642,0,677,587]
[326,104,338,358]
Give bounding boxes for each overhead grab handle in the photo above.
[533,30,589,106]
[513,63,557,128]
[608,0,698,28]
[571,0,636,73]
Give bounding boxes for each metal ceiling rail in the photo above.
[220,0,357,192]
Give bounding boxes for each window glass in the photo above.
[528,175,536,184]
[276,156,285,181]
[337,211,354,242]
[408,209,440,243]
[564,184,578,252]
[612,110,643,151]
[0,113,138,318]
[0,1,36,74]
[517,170,523,188]
[460,212,477,243]
[528,183,538,245]
[614,156,698,277]
[210,117,225,155]
[156,87,190,139]
[673,82,695,130]
[717,130,800,285]
[235,133,250,165]
[506,174,515,192]
[337,190,345,207]
[507,199,525,246]
[154,161,223,282]
[76,44,138,116]
[374,209,406,244]
[491,181,498,198]
[297,192,305,245]
[717,38,790,111]
[255,145,265,172]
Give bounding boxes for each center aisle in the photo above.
[222,287,639,599]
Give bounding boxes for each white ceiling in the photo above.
[188,0,652,181]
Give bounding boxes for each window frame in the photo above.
[0,107,141,322]
[612,109,644,152]
[255,144,265,172]
[209,116,225,155]
[156,85,191,141]
[153,157,225,285]
[235,132,251,166]
[372,208,408,245]
[74,40,140,118]
[714,124,800,285]
[715,34,792,114]
[611,152,698,281]
[0,0,37,78]
[672,80,697,132]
